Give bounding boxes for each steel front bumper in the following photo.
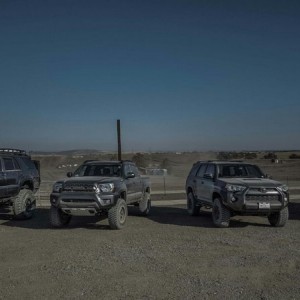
[224,189,289,214]
[50,192,119,216]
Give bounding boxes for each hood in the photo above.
[219,177,282,188]
[63,176,121,184]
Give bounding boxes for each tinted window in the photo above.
[13,158,21,169]
[205,164,215,177]
[218,164,264,178]
[131,165,139,176]
[124,164,132,176]
[0,159,2,171]
[74,164,121,177]
[17,157,35,170]
[189,163,201,177]
[3,158,15,170]
[196,164,207,178]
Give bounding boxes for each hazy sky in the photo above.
[1,0,299,152]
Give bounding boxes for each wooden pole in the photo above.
[117,119,122,161]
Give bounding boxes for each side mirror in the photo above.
[67,172,73,178]
[126,172,135,179]
[204,173,214,180]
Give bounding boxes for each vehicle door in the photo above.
[123,164,136,203]
[194,164,207,201]
[0,158,6,197]
[201,164,216,204]
[3,157,20,196]
[130,164,143,200]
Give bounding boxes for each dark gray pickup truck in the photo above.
[186,161,289,228]
[50,160,151,229]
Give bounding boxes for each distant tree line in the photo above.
[217,152,257,160]
[263,152,278,160]
[132,153,148,168]
[289,153,300,159]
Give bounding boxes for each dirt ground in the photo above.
[1,199,300,300]
[1,153,300,299]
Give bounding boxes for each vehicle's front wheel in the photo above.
[50,206,72,227]
[139,192,151,216]
[268,207,289,227]
[187,192,200,216]
[108,198,127,230]
[212,198,231,228]
[13,189,36,219]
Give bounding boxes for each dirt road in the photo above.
[1,200,300,300]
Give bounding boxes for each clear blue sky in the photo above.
[1,0,299,152]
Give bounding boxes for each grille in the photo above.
[63,182,95,192]
[62,199,95,203]
[245,187,281,203]
[245,194,280,202]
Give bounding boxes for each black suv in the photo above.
[0,149,40,219]
[186,161,289,227]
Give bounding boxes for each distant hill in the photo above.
[30,149,110,156]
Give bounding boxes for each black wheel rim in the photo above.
[119,206,126,224]
[213,205,220,220]
[187,195,192,210]
[25,197,34,212]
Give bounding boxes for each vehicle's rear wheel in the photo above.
[50,206,72,227]
[212,198,231,228]
[187,192,200,216]
[108,198,127,230]
[268,206,289,227]
[13,189,36,219]
[139,192,151,216]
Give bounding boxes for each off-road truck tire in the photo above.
[139,192,151,216]
[108,198,127,230]
[50,206,72,227]
[187,192,200,216]
[212,198,231,228]
[13,189,36,220]
[268,206,289,227]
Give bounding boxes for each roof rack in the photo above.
[0,148,28,156]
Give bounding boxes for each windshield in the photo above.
[218,164,264,178]
[73,164,121,177]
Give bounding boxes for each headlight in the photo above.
[97,183,114,193]
[278,185,289,192]
[225,184,246,192]
[53,182,63,193]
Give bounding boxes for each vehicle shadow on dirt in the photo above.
[0,206,13,221]
[1,202,299,230]
[145,203,300,227]
[0,207,112,230]
[136,205,273,228]
[288,202,300,220]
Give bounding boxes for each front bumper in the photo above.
[50,191,119,215]
[224,188,289,214]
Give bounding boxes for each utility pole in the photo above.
[117,119,122,161]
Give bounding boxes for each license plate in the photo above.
[259,202,270,209]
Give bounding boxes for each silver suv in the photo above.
[185,161,289,227]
